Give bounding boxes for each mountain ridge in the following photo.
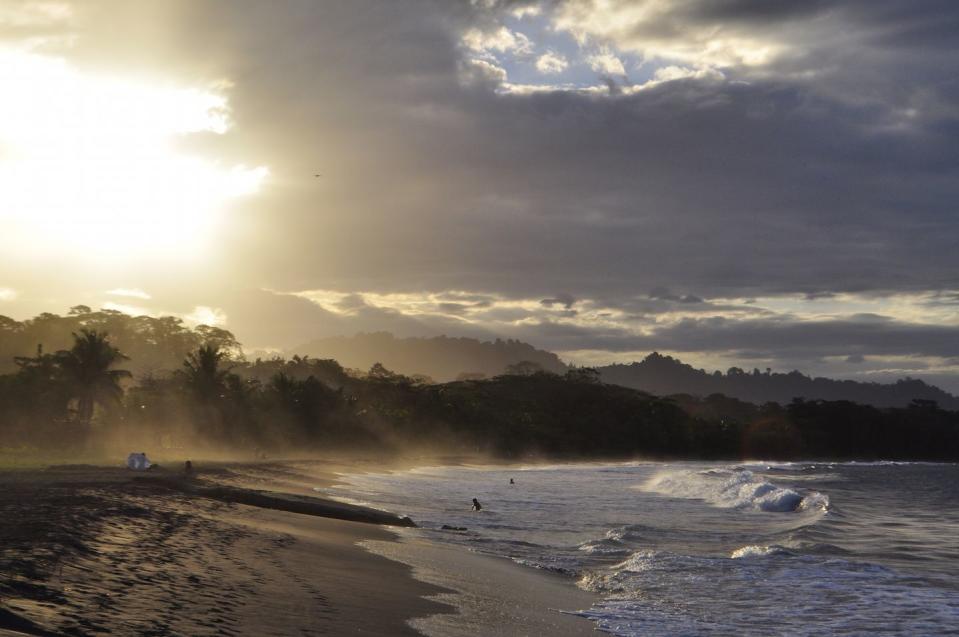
[598,352,959,410]
[290,331,568,381]
[291,333,959,409]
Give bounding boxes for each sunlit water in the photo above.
[322,461,959,636]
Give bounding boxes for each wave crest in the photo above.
[730,544,794,559]
[640,468,829,513]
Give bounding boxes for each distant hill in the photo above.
[597,352,959,409]
[290,332,568,381]
[291,335,959,408]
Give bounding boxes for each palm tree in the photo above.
[177,343,243,442]
[58,330,131,427]
[178,343,231,402]
[268,372,298,406]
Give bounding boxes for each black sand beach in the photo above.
[0,459,596,636]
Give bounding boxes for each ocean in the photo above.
[322,461,959,636]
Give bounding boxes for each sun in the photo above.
[0,48,268,264]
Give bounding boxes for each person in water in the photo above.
[471,498,482,511]
[509,478,515,485]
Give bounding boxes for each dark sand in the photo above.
[0,462,444,636]
[0,460,597,636]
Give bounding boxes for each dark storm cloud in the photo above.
[66,0,950,305]
[5,0,959,382]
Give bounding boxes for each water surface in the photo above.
[324,461,959,636]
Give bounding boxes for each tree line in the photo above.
[1,311,958,460]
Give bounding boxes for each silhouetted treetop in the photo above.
[0,308,242,378]
[597,353,959,409]
[58,330,131,427]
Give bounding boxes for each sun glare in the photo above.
[0,48,268,264]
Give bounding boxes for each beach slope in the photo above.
[0,464,443,635]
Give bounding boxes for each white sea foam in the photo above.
[578,538,631,556]
[730,544,793,558]
[640,468,829,512]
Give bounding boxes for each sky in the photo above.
[1,0,959,389]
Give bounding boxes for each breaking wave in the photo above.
[640,468,829,513]
[577,525,658,556]
[730,544,794,559]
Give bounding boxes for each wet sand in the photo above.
[0,460,597,636]
[365,536,597,636]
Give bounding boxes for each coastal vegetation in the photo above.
[1,309,958,460]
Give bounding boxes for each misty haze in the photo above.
[1,2,958,636]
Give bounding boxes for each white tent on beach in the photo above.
[126,452,152,471]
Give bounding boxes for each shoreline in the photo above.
[248,458,599,635]
[363,533,597,636]
[309,460,599,636]
[0,457,598,636]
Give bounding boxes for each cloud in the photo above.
[460,56,509,85]
[101,301,151,316]
[462,26,533,56]
[576,316,959,362]
[511,5,542,20]
[643,64,724,87]
[106,288,151,300]
[535,50,568,74]
[47,0,949,302]
[540,293,576,309]
[587,47,625,75]
[184,305,227,327]
[553,0,794,69]
[648,287,704,304]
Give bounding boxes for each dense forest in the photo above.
[0,306,241,377]
[1,309,958,460]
